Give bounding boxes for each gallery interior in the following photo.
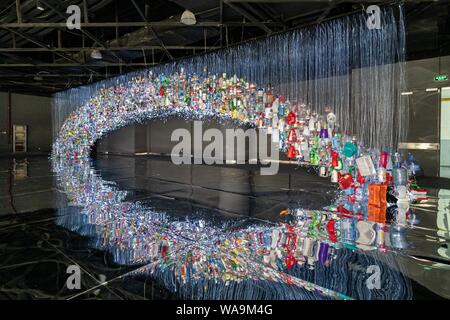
[0,0,450,301]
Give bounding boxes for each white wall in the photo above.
[440,88,450,178]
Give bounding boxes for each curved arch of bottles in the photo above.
[52,72,415,299]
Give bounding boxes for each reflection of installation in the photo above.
[52,5,416,299]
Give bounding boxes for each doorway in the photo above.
[13,125,27,153]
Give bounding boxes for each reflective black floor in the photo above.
[0,155,449,299]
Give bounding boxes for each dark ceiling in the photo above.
[0,0,449,96]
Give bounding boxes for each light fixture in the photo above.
[90,49,103,60]
[425,88,439,92]
[33,71,46,81]
[401,91,413,96]
[36,0,44,11]
[180,9,196,25]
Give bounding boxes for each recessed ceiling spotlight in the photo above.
[180,9,196,25]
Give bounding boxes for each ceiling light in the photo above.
[33,71,49,81]
[426,88,439,92]
[180,9,196,25]
[401,91,413,96]
[36,0,44,11]
[90,49,103,60]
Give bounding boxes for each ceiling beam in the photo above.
[223,0,273,34]
[0,73,117,78]
[285,5,341,23]
[39,0,103,49]
[316,2,339,24]
[3,27,100,75]
[0,22,281,28]
[257,3,288,30]
[2,80,82,86]
[4,28,78,64]
[225,0,426,2]
[38,0,124,64]
[0,46,222,52]
[0,62,157,67]
[241,2,269,23]
[15,0,22,23]
[1,79,65,90]
[0,86,53,96]
[0,51,42,64]
[130,0,173,60]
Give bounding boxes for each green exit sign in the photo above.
[434,74,448,81]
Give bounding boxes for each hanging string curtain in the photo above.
[53,5,406,150]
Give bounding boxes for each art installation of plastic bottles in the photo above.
[53,5,407,151]
[52,72,422,299]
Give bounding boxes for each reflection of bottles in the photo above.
[396,185,409,225]
[355,186,364,202]
[340,219,356,243]
[303,237,317,268]
[331,169,338,183]
[396,200,409,225]
[390,225,408,249]
[376,224,387,250]
[437,189,450,259]
[318,242,330,264]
